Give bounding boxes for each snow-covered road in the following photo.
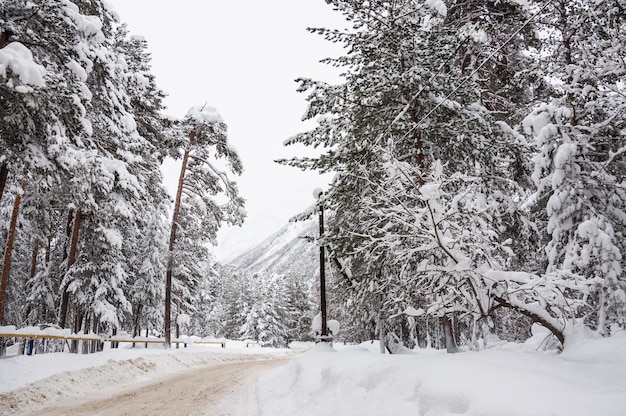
[20,359,286,416]
[0,346,293,415]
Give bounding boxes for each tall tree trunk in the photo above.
[165,131,194,347]
[58,210,74,326]
[71,309,83,354]
[0,34,13,352]
[442,315,458,353]
[45,235,51,263]
[132,304,142,348]
[378,312,386,354]
[110,327,117,349]
[29,240,39,280]
[60,209,82,329]
[0,28,10,215]
[175,321,180,349]
[81,312,90,354]
[91,314,99,353]
[0,165,8,204]
[0,192,22,325]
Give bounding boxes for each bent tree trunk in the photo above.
[165,131,194,347]
[0,192,22,324]
[493,295,565,345]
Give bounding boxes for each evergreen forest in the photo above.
[1,0,625,353]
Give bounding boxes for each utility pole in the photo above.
[315,189,328,340]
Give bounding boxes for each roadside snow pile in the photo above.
[258,333,626,416]
[0,342,290,415]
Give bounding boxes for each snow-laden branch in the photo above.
[187,154,236,196]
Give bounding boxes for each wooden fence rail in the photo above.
[0,332,227,355]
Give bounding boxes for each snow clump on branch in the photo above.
[0,42,46,92]
[186,105,223,124]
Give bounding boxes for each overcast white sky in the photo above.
[106,0,346,259]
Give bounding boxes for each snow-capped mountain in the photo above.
[226,218,321,279]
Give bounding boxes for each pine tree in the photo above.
[54,2,172,337]
[0,1,179,342]
[164,106,245,346]
[0,0,105,326]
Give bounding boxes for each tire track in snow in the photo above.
[13,358,288,416]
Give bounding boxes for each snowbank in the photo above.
[258,335,626,416]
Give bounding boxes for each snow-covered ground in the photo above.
[259,328,626,416]
[1,329,625,416]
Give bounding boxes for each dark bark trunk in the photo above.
[29,240,39,280]
[59,294,71,329]
[71,310,83,353]
[132,304,142,348]
[91,314,98,353]
[0,30,12,49]
[58,210,74,327]
[164,269,173,347]
[319,205,328,338]
[81,313,90,354]
[45,235,51,264]
[110,327,117,349]
[442,315,458,353]
[0,193,22,324]
[176,321,180,349]
[0,165,8,204]
[60,209,82,329]
[165,131,194,347]
[95,319,100,352]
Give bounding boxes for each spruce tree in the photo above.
[524,0,626,335]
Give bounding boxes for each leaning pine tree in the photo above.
[165,105,245,347]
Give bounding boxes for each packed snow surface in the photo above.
[1,332,625,415]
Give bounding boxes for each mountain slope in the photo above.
[227,218,321,279]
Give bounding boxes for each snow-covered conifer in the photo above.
[282,0,538,350]
[163,105,245,346]
[524,0,626,335]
